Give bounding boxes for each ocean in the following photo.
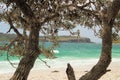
[0,43,120,73]
[0,42,120,61]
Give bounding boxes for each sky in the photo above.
[58,26,102,43]
[0,22,102,43]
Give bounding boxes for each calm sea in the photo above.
[0,42,120,61]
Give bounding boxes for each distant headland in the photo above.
[39,36,92,43]
[0,33,92,43]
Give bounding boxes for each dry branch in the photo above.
[66,63,76,80]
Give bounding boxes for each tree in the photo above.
[0,0,120,80]
[65,0,120,80]
[0,0,85,80]
[79,0,120,80]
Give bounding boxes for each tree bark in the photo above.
[10,25,40,80]
[66,63,76,80]
[79,0,120,80]
[9,1,41,80]
[79,17,112,80]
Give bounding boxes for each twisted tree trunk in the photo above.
[79,0,120,80]
[10,1,41,80]
[79,18,112,80]
[10,26,40,80]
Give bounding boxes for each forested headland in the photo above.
[0,33,91,43]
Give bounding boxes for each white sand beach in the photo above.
[0,58,120,80]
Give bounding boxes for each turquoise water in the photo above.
[0,43,120,61]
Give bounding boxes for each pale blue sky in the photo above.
[58,26,102,43]
[0,22,102,43]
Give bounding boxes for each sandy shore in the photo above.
[0,59,120,80]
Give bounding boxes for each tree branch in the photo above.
[38,57,50,68]
[13,0,42,30]
[107,0,120,24]
[76,6,101,23]
[7,14,23,38]
[40,13,59,26]
[66,63,76,80]
[7,50,16,68]
[0,37,18,50]
[13,0,35,19]
[77,1,95,9]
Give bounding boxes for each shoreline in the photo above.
[0,58,120,80]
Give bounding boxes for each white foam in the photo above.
[52,50,59,54]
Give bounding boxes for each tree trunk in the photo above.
[66,63,76,80]
[10,25,40,80]
[79,17,112,80]
[9,1,41,80]
[79,0,120,80]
